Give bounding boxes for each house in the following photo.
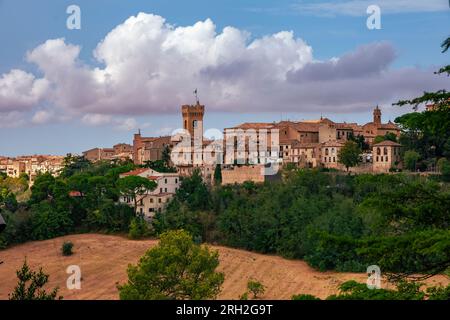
[119,168,181,220]
[372,140,402,173]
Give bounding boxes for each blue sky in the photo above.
[0,0,449,156]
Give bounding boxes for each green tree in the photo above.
[213,164,222,185]
[338,141,361,172]
[128,216,152,239]
[116,176,157,215]
[437,158,450,181]
[349,134,370,151]
[9,260,61,300]
[162,145,172,167]
[176,169,210,211]
[403,150,420,171]
[118,230,224,300]
[247,279,265,299]
[373,132,397,145]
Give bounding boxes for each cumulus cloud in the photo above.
[0,69,48,112]
[0,12,448,126]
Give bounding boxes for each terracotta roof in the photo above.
[69,191,82,197]
[291,142,319,148]
[231,122,275,130]
[373,140,402,147]
[321,140,345,147]
[121,168,149,176]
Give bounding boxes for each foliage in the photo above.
[128,216,152,239]
[9,260,61,300]
[247,280,265,299]
[292,294,321,300]
[338,141,361,171]
[118,230,224,300]
[349,134,370,151]
[175,169,210,211]
[116,175,157,214]
[214,164,222,185]
[437,158,450,181]
[62,241,74,256]
[373,132,397,144]
[403,150,421,171]
[143,160,177,173]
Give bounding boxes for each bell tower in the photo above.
[373,106,381,125]
[182,101,204,139]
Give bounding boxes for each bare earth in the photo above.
[0,234,448,300]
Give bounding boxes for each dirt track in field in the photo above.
[0,234,448,300]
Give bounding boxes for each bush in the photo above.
[128,216,152,239]
[247,280,265,299]
[62,241,74,256]
[118,230,224,300]
[292,294,321,300]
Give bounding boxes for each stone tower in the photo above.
[373,106,381,125]
[182,102,205,139]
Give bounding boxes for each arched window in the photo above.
[184,120,187,129]
[384,147,388,155]
[377,148,381,155]
[325,148,329,156]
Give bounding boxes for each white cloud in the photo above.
[82,113,112,126]
[114,118,139,131]
[0,69,48,112]
[31,110,54,124]
[0,11,448,127]
[293,0,449,17]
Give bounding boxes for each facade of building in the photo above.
[223,106,401,172]
[83,143,133,162]
[372,140,402,173]
[0,155,64,183]
[119,168,180,220]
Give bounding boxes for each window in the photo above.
[193,120,198,128]
[385,156,388,162]
[164,178,167,184]
[324,157,327,162]
[184,120,187,129]
[160,188,163,193]
[175,178,178,183]
[158,198,162,203]
[376,156,379,162]
[325,148,329,156]
[333,157,335,162]
[164,188,167,193]
[329,157,332,162]
[384,147,388,155]
[150,198,154,203]
[377,148,381,155]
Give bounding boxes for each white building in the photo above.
[119,168,181,220]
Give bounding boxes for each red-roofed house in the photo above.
[119,168,180,220]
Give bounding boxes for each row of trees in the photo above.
[0,156,157,248]
[155,169,450,279]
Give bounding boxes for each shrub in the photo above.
[62,241,74,256]
[292,294,321,300]
[128,216,152,239]
[247,279,265,299]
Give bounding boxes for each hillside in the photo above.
[0,234,448,300]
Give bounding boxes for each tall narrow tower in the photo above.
[182,101,205,139]
[373,106,381,125]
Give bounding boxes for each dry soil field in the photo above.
[0,234,448,300]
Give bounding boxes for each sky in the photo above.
[0,0,449,156]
